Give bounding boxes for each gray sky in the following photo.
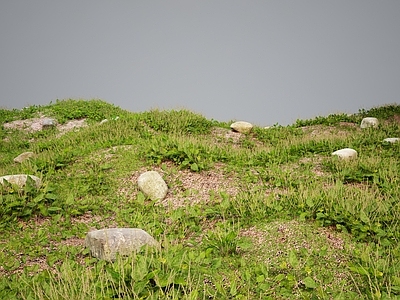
[1,1,399,126]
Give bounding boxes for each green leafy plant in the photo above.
[146,139,213,172]
[203,223,252,256]
[0,177,58,224]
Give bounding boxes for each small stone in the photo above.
[42,118,57,129]
[332,148,357,160]
[85,228,158,261]
[100,119,108,124]
[0,174,41,188]
[383,138,400,143]
[230,121,253,134]
[13,152,34,163]
[360,117,379,128]
[137,171,168,200]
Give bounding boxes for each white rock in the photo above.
[0,174,41,188]
[100,119,108,124]
[13,152,34,163]
[137,171,168,200]
[383,138,400,143]
[85,228,158,261]
[230,121,253,134]
[360,117,379,128]
[332,148,358,160]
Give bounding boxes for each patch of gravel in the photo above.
[239,220,357,293]
[211,127,243,144]
[298,156,326,177]
[119,162,239,209]
[3,116,48,132]
[56,119,87,137]
[2,115,87,137]
[240,220,352,263]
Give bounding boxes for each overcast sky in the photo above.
[1,1,399,126]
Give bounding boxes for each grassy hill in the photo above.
[1,99,400,299]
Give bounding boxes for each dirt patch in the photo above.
[56,119,87,137]
[298,156,327,177]
[383,114,400,126]
[239,219,355,293]
[211,127,243,144]
[240,220,353,262]
[300,124,357,139]
[119,162,239,209]
[3,115,87,137]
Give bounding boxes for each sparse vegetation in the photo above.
[1,99,400,299]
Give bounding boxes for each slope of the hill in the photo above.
[1,99,400,299]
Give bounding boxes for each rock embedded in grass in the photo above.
[0,174,41,188]
[383,137,400,143]
[13,152,34,163]
[230,121,253,134]
[360,117,379,128]
[85,228,158,261]
[41,118,57,129]
[137,171,168,200]
[331,148,357,160]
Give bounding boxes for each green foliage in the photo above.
[0,108,22,124]
[146,138,214,172]
[140,109,213,134]
[358,104,400,120]
[0,178,58,225]
[294,112,358,127]
[203,223,251,256]
[43,99,126,123]
[253,125,303,146]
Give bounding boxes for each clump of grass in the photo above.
[43,99,127,124]
[139,109,214,135]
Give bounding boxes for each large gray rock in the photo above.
[360,117,379,128]
[13,152,34,163]
[230,121,253,134]
[332,148,357,160]
[137,171,168,200]
[0,174,41,188]
[85,228,158,261]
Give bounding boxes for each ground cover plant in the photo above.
[0,99,400,299]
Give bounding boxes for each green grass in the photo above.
[1,99,400,299]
